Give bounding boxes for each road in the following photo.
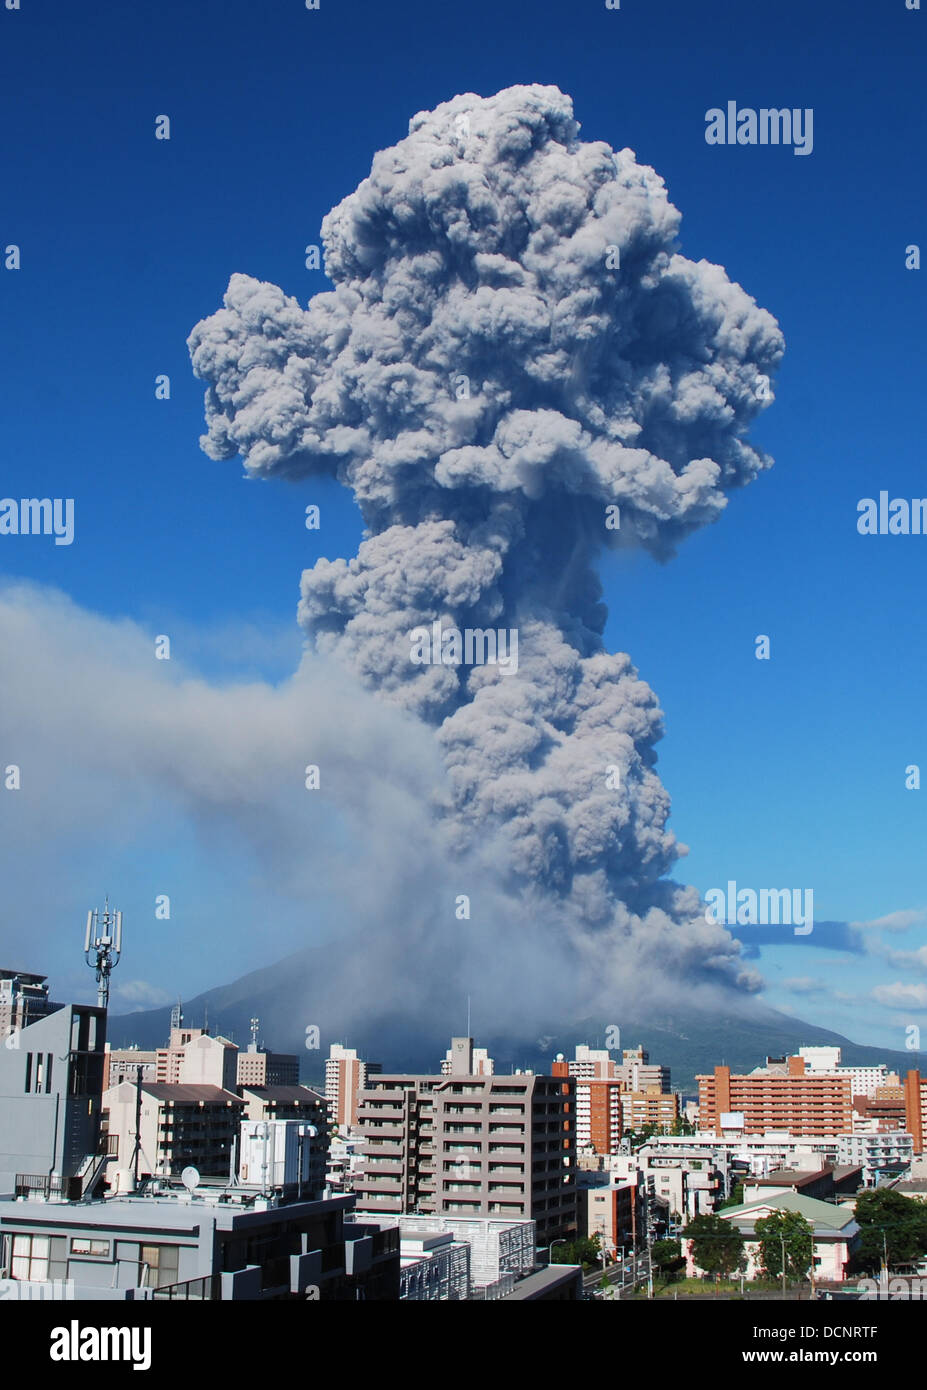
[583,1254,652,1297]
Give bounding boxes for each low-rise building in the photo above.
[686,1191,860,1283]
[742,1165,862,1205]
[0,1188,399,1300]
[103,1081,246,1192]
[355,1212,536,1292]
[837,1131,914,1186]
[396,1228,471,1300]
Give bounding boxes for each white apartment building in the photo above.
[441,1045,494,1076]
[837,1131,914,1186]
[605,1149,725,1220]
[564,1044,669,1093]
[650,1132,842,1177]
[798,1046,895,1099]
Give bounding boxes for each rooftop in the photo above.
[719,1191,859,1235]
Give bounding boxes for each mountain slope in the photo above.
[109,944,919,1092]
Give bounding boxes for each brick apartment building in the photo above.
[354,1037,576,1245]
[698,1055,854,1137]
[325,1044,381,1130]
[905,1070,927,1154]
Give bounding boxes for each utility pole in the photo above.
[127,1064,144,1189]
[780,1232,787,1298]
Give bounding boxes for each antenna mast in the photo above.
[83,898,123,1010]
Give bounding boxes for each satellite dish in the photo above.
[181,1166,200,1192]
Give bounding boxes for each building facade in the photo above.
[103,1081,246,1191]
[0,991,107,1199]
[325,1044,381,1131]
[354,1037,576,1245]
[698,1055,854,1137]
[237,1046,300,1088]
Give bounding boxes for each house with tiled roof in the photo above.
[685,1191,860,1283]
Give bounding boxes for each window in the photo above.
[70,1238,111,1257]
[11,1234,49,1281]
[140,1244,180,1289]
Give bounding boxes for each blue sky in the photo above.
[0,0,925,1050]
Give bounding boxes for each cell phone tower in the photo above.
[84,898,123,1010]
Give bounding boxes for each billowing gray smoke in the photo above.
[188,84,784,1005]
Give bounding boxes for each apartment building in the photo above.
[441,1042,494,1076]
[904,1070,927,1154]
[239,1083,326,1124]
[354,1037,576,1245]
[237,1045,300,1088]
[104,1081,246,1191]
[582,1180,639,1254]
[838,1130,914,1185]
[176,1033,238,1091]
[798,1046,897,1099]
[156,1026,205,1084]
[0,983,107,1199]
[621,1088,680,1134]
[325,1044,381,1130]
[601,1148,723,1223]
[698,1055,853,1137]
[562,1043,670,1093]
[0,969,59,1038]
[552,1056,622,1152]
[103,1044,157,1089]
[565,1045,617,1080]
[615,1045,671,1094]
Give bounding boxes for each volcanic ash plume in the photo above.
[188,84,784,999]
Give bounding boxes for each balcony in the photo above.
[14,1173,81,1201]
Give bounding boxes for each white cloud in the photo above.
[872,982,927,1011]
[852,909,927,934]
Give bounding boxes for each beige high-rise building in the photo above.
[325,1044,381,1130]
[561,1043,671,1094]
[236,1046,300,1088]
[155,1027,205,1084]
[354,1037,576,1246]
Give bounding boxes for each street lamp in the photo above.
[546,1238,568,1266]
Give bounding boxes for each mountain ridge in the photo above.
[108,943,919,1092]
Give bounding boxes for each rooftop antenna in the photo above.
[170,999,183,1031]
[204,1002,209,1035]
[250,1016,260,1049]
[466,995,471,1036]
[83,898,123,1010]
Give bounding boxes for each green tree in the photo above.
[754,1209,814,1283]
[652,1238,682,1268]
[683,1213,746,1280]
[719,1181,745,1209]
[852,1189,927,1272]
[552,1234,602,1270]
